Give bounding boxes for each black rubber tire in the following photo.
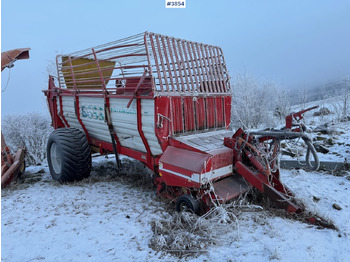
[176,194,200,214]
[47,128,91,182]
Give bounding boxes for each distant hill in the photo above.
[290,76,349,105]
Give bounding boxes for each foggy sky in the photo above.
[1,0,350,115]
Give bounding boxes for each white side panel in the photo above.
[141,100,163,155]
[60,96,82,130]
[59,96,163,155]
[60,96,112,143]
[78,97,112,143]
[109,98,146,153]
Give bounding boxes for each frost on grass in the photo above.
[150,209,232,257]
[149,193,262,258]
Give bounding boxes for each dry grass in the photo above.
[78,157,155,190]
[149,190,263,258]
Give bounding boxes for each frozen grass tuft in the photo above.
[149,193,261,258]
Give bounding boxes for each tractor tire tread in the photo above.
[47,127,91,182]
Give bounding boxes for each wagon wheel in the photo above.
[176,194,200,214]
[47,128,91,183]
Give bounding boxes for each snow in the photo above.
[2,154,350,262]
[2,160,173,262]
[278,100,350,163]
[2,96,350,262]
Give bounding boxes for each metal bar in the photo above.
[91,48,108,93]
[207,46,220,93]
[104,102,121,168]
[218,48,229,92]
[171,38,185,92]
[200,44,213,93]
[67,42,145,61]
[155,34,170,92]
[61,53,147,70]
[204,45,217,92]
[192,98,197,131]
[1,159,21,187]
[192,43,208,93]
[194,43,208,93]
[110,132,121,168]
[176,39,190,92]
[144,33,154,84]
[63,70,146,84]
[189,42,203,92]
[58,95,70,127]
[56,56,63,89]
[181,41,195,92]
[74,96,90,140]
[149,33,164,91]
[212,47,224,92]
[169,97,175,136]
[166,37,180,92]
[160,35,175,91]
[62,64,147,78]
[68,56,90,138]
[67,56,78,91]
[186,42,200,92]
[127,69,148,108]
[136,99,152,164]
[90,43,144,54]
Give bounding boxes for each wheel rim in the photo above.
[179,202,191,212]
[50,143,62,174]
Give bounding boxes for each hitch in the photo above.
[224,106,335,229]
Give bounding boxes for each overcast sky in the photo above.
[1,0,350,115]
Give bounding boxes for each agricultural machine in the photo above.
[1,48,30,187]
[43,32,330,227]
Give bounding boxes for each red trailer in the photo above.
[44,32,331,227]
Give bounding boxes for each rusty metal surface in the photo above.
[213,175,250,202]
[1,147,25,188]
[1,48,30,71]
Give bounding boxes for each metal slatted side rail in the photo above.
[55,32,230,95]
[145,32,231,95]
[56,33,150,90]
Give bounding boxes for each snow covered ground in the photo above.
[2,99,349,262]
[2,152,349,262]
[273,98,350,165]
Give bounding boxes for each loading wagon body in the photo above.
[44,32,247,207]
[44,32,333,227]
